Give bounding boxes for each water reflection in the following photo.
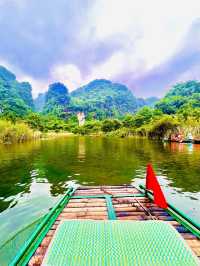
[0,136,200,245]
[1,137,200,202]
[78,137,85,162]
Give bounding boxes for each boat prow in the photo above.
[6,183,199,266]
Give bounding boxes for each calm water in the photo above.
[0,136,200,246]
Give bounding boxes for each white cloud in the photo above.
[86,0,200,75]
[85,51,142,82]
[18,75,48,98]
[50,64,82,91]
[47,0,200,93]
[2,0,200,96]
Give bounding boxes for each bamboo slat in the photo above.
[62,207,107,212]
[28,185,200,266]
[69,199,105,203]
[67,202,107,207]
[191,247,200,256]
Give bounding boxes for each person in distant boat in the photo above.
[170,134,176,142]
[187,132,193,142]
[177,132,183,143]
[170,133,183,142]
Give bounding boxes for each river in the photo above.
[0,136,200,246]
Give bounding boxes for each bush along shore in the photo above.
[0,120,75,145]
[1,106,200,144]
[0,120,41,144]
[72,109,200,143]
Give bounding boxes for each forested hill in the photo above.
[0,65,159,119]
[155,81,200,114]
[43,82,70,117]
[0,66,34,116]
[34,79,158,118]
[70,79,138,118]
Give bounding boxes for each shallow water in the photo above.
[0,136,199,246]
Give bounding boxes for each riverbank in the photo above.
[1,111,200,144]
[0,120,41,144]
[41,132,74,139]
[0,120,74,144]
[73,115,200,143]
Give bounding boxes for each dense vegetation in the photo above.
[70,79,138,119]
[35,79,158,118]
[0,66,34,117]
[0,120,40,144]
[43,82,70,118]
[0,65,200,143]
[72,81,200,140]
[155,81,200,115]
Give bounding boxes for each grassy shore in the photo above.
[41,132,74,139]
[0,120,76,144]
[0,120,41,144]
[1,115,200,144]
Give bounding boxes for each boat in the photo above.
[163,132,194,144]
[3,166,200,265]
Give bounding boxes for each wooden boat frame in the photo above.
[10,184,200,265]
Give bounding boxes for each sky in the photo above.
[0,0,200,98]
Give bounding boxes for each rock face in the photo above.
[77,112,85,126]
[0,65,16,81]
[43,82,70,117]
[0,65,34,115]
[18,82,34,110]
[34,93,46,112]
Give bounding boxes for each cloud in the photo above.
[50,64,82,91]
[127,19,200,97]
[0,59,48,98]
[0,0,200,97]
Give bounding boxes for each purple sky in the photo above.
[0,0,200,97]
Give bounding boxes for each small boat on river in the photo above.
[5,165,200,266]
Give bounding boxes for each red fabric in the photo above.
[146,164,168,209]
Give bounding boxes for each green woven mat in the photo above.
[42,220,199,266]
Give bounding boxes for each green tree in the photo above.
[43,83,70,118]
[101,119,122,132]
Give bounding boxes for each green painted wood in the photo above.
[105,195,117,220]
[10,187,76,266]
[139,185,200,239]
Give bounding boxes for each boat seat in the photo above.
[42,220,199,266]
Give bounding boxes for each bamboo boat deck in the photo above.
[29,185,200,266]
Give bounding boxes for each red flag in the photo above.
[146,164,168,209]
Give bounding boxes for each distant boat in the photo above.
[164,132,194,143]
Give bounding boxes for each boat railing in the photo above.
[139,184,200,239]
[10,186,77,266]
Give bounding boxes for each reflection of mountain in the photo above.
[0,141,42,212]
[1,137,200,214]
[1,135,200,251]
[162,142,200,192]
